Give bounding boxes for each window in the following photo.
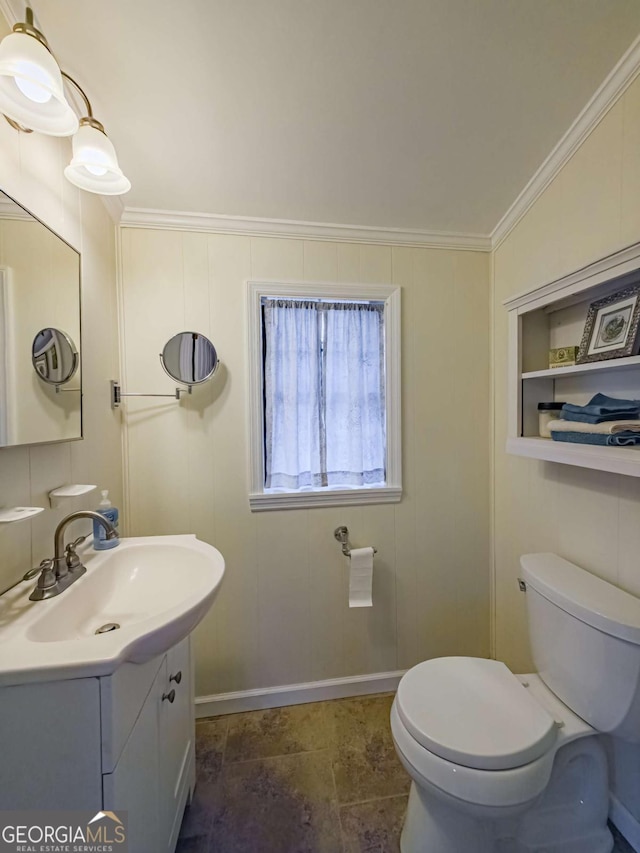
[248,280,401,510]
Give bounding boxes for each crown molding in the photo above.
[119,207,491,251]
[491,32,640,251]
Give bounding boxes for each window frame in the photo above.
[247,279,402,511]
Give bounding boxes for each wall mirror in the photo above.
[0,190,81,448]
[160,332,218,385]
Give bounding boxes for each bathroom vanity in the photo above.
[0,637,193,853]
[0,533,225,853]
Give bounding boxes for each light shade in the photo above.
[0,32,78,136]
[64,122,131,195]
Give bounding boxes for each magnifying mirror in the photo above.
[32,328,79,386]
[160,332,218,386]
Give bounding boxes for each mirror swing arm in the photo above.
[110,379,192,409]
[111,331,219,409]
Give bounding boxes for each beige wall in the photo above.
[0,18,122,594]
[119,229,491,697]
[493,74,640,817]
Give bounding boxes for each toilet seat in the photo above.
[390,698,558,810]
[391,664,596,810]
[395,657,558,770]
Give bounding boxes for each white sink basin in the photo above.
[0,534,225,685]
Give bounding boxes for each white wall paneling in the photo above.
[119,231,491,698]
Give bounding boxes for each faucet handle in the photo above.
[65,536,87,571]
[33,559,57,590]
[23,560,51,582]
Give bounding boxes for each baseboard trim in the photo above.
[610,794,640,852]
[195,670,405,718]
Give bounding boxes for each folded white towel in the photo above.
[546,419,640,435]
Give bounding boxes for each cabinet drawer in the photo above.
[100,653,163,772]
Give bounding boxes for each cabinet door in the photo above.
[103,666,162,853]
[100,653,164,773]
[0,678,102,810]
[160,637,195,852]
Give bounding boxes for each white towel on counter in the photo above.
[547,419,640,434]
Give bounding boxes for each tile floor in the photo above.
[177,692,635,853]
[177,693,408,852]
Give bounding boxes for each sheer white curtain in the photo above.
[179,333,216,382]
[325,303,386,486]
[264,300,322,489]
[263,298,386,491]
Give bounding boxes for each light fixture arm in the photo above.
[13,7,49,50]
[60,72,108,134]
[60,71,93,118]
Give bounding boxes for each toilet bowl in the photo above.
[391,661,611,852]
[390,553,640,853]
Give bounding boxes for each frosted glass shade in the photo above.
[64,123,131,195]
[0,32,78,136]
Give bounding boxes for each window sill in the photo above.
[249,486,402,511]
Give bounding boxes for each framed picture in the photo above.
[577,284,640,364]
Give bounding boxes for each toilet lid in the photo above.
[396,658,557,771]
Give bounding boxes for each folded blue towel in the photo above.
[550,431,609,445]
[564,393,640,414]
[551,430,640,447]
[562,393,640,423]
[609,432,640,447]
[561,410,639,424]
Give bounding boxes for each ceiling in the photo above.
[9,1,640,234]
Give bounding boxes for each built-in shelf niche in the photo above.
[505,241,640,477]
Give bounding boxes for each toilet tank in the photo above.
[521,553,640,742]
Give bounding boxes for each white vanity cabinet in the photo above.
[102,639,195,852]
[505,240,640,476]
[0,637,195,853]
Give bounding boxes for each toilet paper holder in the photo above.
[334,526,377,557]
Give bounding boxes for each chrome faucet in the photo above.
[29,510,119,601]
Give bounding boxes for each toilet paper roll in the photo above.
[349,546,374,608]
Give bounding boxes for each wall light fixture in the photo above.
[0,6,130,196]
[0,7,76,135]
[62,74,131,196]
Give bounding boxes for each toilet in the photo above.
[391,552,640,853]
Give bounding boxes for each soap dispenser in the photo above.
[93,489,119,550]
